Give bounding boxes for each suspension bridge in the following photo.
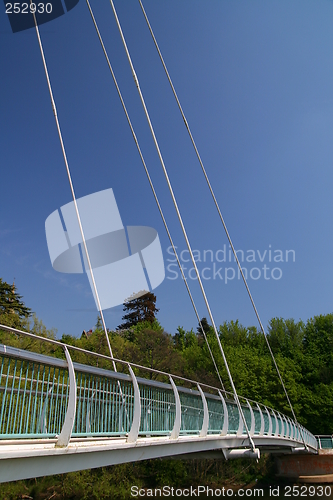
[1,0,327,484]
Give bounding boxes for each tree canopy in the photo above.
[117,292,159,330]
[1,276,332,434]
[0,278,31,328]
[2,277,333,495]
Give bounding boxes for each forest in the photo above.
[0,279,332,499]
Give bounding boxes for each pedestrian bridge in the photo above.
[0,325,318,483]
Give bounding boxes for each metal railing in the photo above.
[316,435,333,449]
[0,324,318,451]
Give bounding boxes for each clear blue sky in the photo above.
[1,0,333,338]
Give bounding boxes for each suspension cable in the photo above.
[85,0,225,392]
[29,2,116,371]
[137,0,307,449]
[108,0,255,451]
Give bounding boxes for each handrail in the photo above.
[0,323,318,450]
[0,324,230,395]
[0,324,300,416]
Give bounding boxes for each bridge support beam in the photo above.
[223,448,260,460]
[0,435,265,483]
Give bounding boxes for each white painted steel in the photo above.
[289,418,294,440]
[247,400,255,437]
[272,410,279,437]
[257,404,265,436]
[0,329,319,484]
[0,433,315,484]
[56,347,77,448]
[266,407,272,436]
[197,384,209,438]
[127,365,141,443]
[223,448,260,460]
[218,390,228,436]
[283,415,289,438]
[169,376,181,440]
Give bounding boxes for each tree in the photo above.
[197,317,211,344]
[127,328,182,379]
[95,315,103,331]
[0,278,31,326]
[197,317,211,335]
[117,292,159,330]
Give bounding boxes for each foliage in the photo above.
[0,278,32,330]
[2,278,333,494]
[117,292,159,329]
[0,457,275,499]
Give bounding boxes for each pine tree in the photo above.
[117,292,159,330]
[197,317,211,336]
[95,315,102,331]
[0,278,31,318]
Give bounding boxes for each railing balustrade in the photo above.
[0,324,318,451]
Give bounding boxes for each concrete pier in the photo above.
[276,450,333,483]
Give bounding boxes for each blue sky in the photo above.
[1,0,333,338]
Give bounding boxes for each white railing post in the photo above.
[247,400,255,437]
[197,384,209,437]
[127,365,141,443]
[256,404,265,436]
[288,417,294,440]
[279,413,285,437]
[218,390,228,436]
[237,401,244,436]
[271,410,279,437]
[283,415,289,438]
[169,376,181,439]
[265,407,272,436]
[56,346,77,448]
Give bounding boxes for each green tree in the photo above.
[267,317,305,359]
[117,292,159,330]
[197,317,211,335]
[0,278,31,327]
[196,317,211,345]
[174,326,197,351]
[95,315,103,331]
[0,278,31,316]
[127,328,182,379]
